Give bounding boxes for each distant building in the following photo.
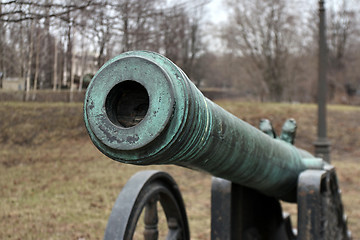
[3,77,25,91]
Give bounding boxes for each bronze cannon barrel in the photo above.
[84,51,324,201]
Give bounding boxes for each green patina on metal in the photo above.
[84,51,325,201]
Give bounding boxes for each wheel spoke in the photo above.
[144,196,159,240]
[166,218,181,240]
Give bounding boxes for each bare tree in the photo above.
[223,0,301,101]
[0,0,212,93]
[0,1,98,23]
[113,0,165,52]
[160,1,208,78]
[327,0,357,100]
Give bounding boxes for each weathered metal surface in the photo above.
[259,119,277,138]
[84,51,325,201]
[315,0,331,162]
[260,118,296,145]
[297,166,351,240]
[211,177,296,240]
[103,170,189,240]
[280,118,297,145]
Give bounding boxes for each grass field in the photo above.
[0,101,359,239]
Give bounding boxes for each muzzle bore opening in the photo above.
[105,80,149,128]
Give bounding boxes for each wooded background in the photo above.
[0,0,359,102]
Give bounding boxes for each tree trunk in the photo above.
[32,28,41,100]
[25,21,35,101]
[64,10,73,88]
[79,51,87,92]
[0,3,3,88]
[53,39,58,91]
[70,52,76,102]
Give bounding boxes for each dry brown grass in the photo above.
[0,101,359,239]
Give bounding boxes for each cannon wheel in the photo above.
[104,170,190,240]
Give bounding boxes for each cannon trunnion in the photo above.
[84,51,350,239]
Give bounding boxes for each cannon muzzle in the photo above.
[84,51,324,202]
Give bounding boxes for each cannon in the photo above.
[84,51,351,239]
